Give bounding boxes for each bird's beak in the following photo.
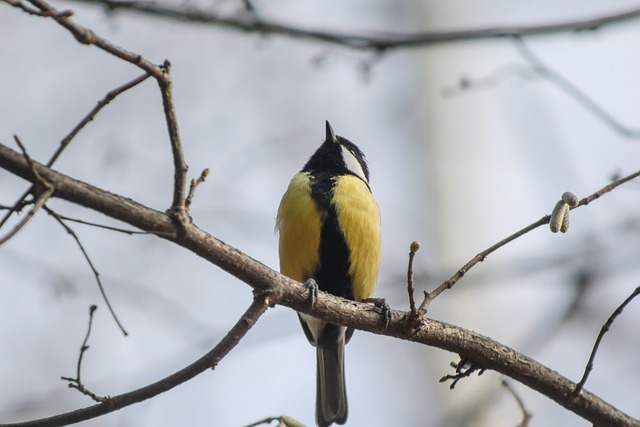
[325,120,337,144]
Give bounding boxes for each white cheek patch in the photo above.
[340,145,367,182]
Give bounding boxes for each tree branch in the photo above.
[65,0,640,50]
[0,143,638,427]
[574,285,640,394]
[418,174,640,313]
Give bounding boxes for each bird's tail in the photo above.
[316,335,347,427]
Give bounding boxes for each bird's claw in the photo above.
[303,278,318,308]
[363,297,391,331]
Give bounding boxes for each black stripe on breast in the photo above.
[310,173,354,301]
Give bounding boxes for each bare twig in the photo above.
[574,285,640,394]
[419,216,548,313]
[43,207,148,235]
[61,305,108,402]
[418,169,640,313]
[577,170,640,207]
[48,72,151,167]
[502,380,532,427]
[46,209,129,336]
[406,241,420,315]
[3,293,272,427]
[65,0,640,50]
[185,168,210,212]
[513,37,640,139]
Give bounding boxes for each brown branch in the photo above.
[406,241,420,315]
[2,292,272,427]
[578,170,640,206]
[418,171,640,313]
[574,285,640,394]
[64,0,640,50]
[0,143,638,427]
[156,60,189,215]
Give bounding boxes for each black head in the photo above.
[302,121,370,183]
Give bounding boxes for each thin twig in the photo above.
[502,380,532,427]
[418,169,640,314]
[48,72,151,167]
[578,169,640,207]
[47,210,129,336]
[43,207,147,235]
[513,37,640,139]
[185,168,210,212]
[406,241,420,314]
[64,0,640,50]
[442,39,640,140]
[60,305,107,402]
[574,285,640,394]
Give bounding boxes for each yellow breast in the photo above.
[276,173,323,283]
[332,175,381,301]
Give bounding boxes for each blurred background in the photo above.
[1,0,640,425]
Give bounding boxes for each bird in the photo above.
[276,121,381,426]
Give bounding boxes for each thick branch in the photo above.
[68,0,640,50]
[0,143,637,427]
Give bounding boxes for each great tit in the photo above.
[276,121,381,426]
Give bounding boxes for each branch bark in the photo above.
[1,142,638,427]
